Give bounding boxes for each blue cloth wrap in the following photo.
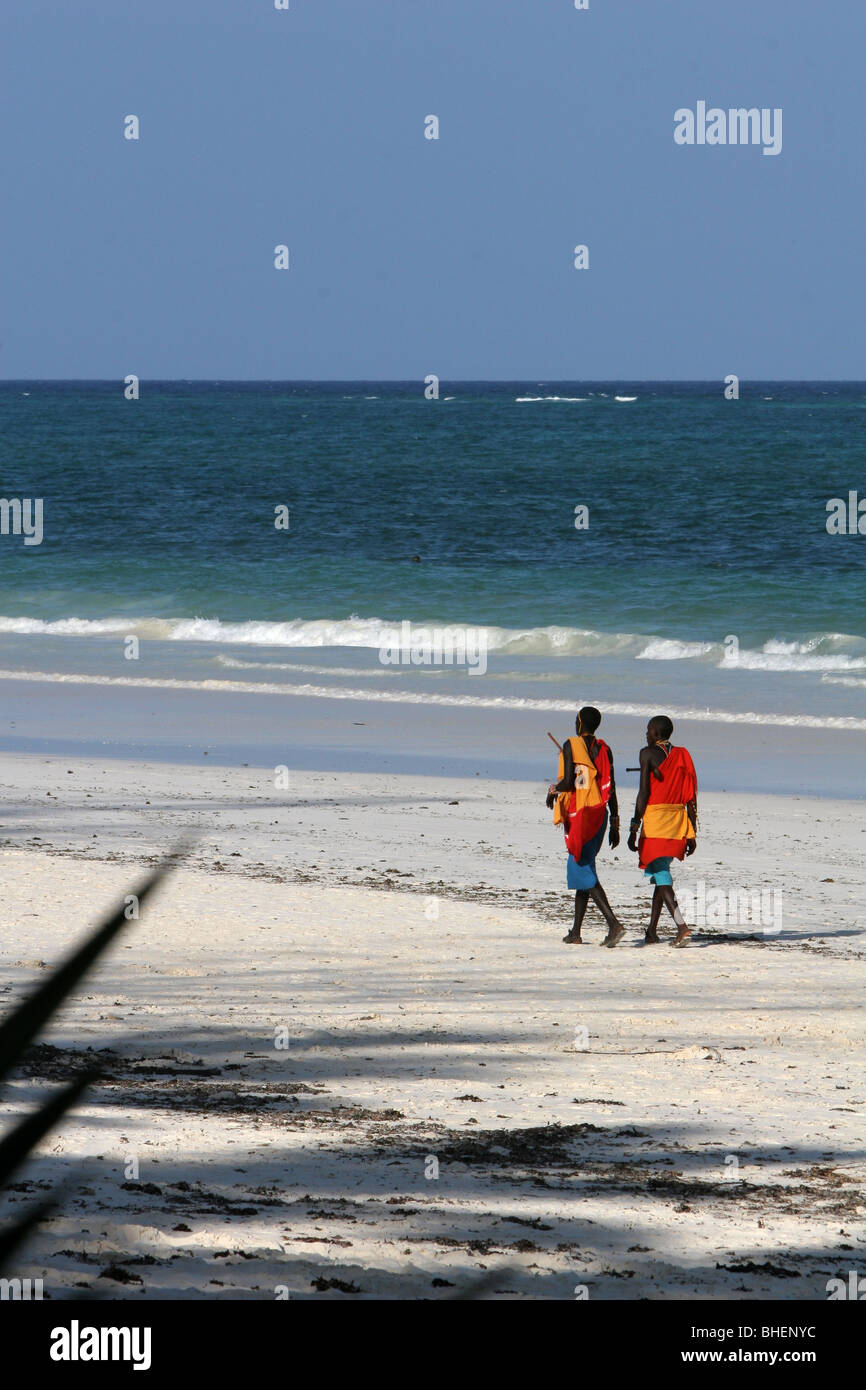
[644,855,674,887]
[566,811,607,890]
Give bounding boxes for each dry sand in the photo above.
[0,753,864,1299]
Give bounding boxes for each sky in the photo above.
[1,0,862,379]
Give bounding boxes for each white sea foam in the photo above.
[515,396,587,402]
[0,614,644,657]
[729,639,866,673]
[1,615,864,673]
[639,634,866,674]
[216,655,392,677]
[216,654,584,683]
[0,666,863,729]
[637,638,715,661]
[0,615,172,638]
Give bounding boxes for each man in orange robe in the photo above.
[547,706,624,947]
[627,715,698,947]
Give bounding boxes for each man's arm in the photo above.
[607,751,619,819]
[634,745,659,820]
[607,749,620,847]
[546,738,574,807]
[553,739,575,793]
[685,791,698,854]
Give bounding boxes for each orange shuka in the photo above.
[638,745,697,869]
[551,735,612,860]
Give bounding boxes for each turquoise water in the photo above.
[1,380,864,728]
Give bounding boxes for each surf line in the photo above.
[0,669,864,731]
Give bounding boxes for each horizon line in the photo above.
[3,377,866,386]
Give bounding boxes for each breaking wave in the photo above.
[0,616,863,673]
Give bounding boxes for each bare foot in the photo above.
[672,926,692,947]
[643,930,662,945]
[562,930,584,945]
[601,925,626,949]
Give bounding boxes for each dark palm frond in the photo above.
[0,849,186,1272]
[0,1071,97,1189]
[0,859,178,1086]
[0,1186,72,1270]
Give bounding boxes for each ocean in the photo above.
[1,380,864,733]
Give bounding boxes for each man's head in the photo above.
[647,714,674,744]
[577,705,602,735]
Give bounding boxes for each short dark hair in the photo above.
[578,705,602,733]
[648,714,674,740]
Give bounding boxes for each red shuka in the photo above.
[563,738,612,860]
[638,745,697,869]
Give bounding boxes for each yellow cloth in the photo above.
[642,804,695,841]
[552,736,602,825]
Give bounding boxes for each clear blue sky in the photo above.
[1,0,862,378]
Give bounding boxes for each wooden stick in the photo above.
[546,731,563,752]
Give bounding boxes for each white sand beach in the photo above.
[1,751,863,1299]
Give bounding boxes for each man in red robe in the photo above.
[627,715,698,947]
[547,706,624,947]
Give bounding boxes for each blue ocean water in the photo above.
[0,380,864,728]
